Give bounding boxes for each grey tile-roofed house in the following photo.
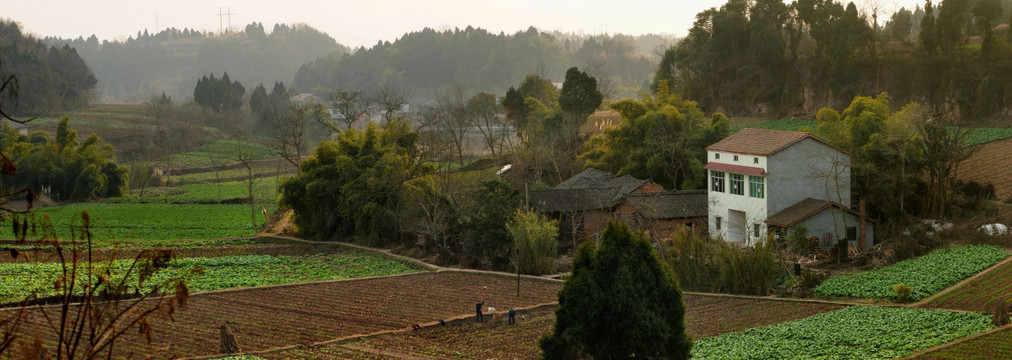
[528,168,665,246]
[623,190,708,220]
[527,188,622,213]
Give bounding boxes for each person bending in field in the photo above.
[508,308,516,325]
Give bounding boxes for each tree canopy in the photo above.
[0,20,97,115]
[540,221,691,359]
[278,120,433,244]
[581,82,730,190]
[2,117,128,200]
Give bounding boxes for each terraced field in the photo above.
[911,326,1012,359]
[923,257,1012,312]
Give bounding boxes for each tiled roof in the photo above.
[527,188,621,212]
[765,198,871,227]
[528,168,653,213]
[556,168,621,189]
[707,128,841,156]
[624,190,707,219]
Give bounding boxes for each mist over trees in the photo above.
[0,20,96,115]
[46,23,349,102]
[293,27,664,99]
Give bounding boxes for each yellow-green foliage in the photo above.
[894,283,913,303]
[661,226,781,295]
[506,209,558,276]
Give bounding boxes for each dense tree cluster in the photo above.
[0,20,96,115]
[47,23,348,102]
[581,82,731,190]
[665,0,1012,122]
[294,27,657,98]
[815,93,973,222]
[193,73,245,113]
[249,81,292,131]
[1,117,128,200]
[278,121,433,244]
[504,68,604,185]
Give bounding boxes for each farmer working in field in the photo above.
[476,288,486,322]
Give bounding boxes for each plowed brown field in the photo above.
[265,294,847,360]
[5,271,562,359]
[958,137,1012,199]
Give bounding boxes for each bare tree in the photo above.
[374,87,411,126]
[433,87,472,167]
[466,92,508,157]
[321,90,373,133]
[272,100,328,167]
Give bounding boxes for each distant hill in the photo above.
[47,23,350,102]
[293,27,672,98]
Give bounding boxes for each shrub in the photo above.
[507,209,558,276]
[893,283,912,303]
[661,226,782,295]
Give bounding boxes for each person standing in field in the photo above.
[475,298,485,322]
[476,288,486,322]
[508,308,516,325]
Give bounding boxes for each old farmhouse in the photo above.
[704,128,873,250]
[527,168,706,247]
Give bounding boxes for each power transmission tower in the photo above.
[216,7,235,34]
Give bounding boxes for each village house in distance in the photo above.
[705,128,874,250]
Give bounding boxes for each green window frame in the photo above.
[711,171,725,193]
[730,173,744,195]
[749,176,765,198]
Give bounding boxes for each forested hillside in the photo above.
[47,23,349,102]
[663,0,1012,123]
[0,20,96,115]
[293,27,665,98]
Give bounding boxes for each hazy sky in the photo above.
[8,0,926,48]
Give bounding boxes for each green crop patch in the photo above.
[814,245,1008,301]
[692,306,993,360]
[5,203,257,241]
[741,118,816,132]
[0,252,419,303]
[108,179,279,204]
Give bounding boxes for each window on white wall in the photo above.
[730,174,744,195]
[753,224,761,238]
[715,153,720,159]
[733,155,739,161]
[715,217,722,230]
[753,157,759,164]
[749,176,765,198]
[711,171,725,192]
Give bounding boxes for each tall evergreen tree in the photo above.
[540,221,691,360]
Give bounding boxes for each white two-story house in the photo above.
[704,128,873,249]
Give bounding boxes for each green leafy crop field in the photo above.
[7,203,257,241]
[108,179,280,204]
[814,245,1009,301]
[0,252,419,303]
[692,306,993,360]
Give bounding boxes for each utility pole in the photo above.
[215,7,234,34]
